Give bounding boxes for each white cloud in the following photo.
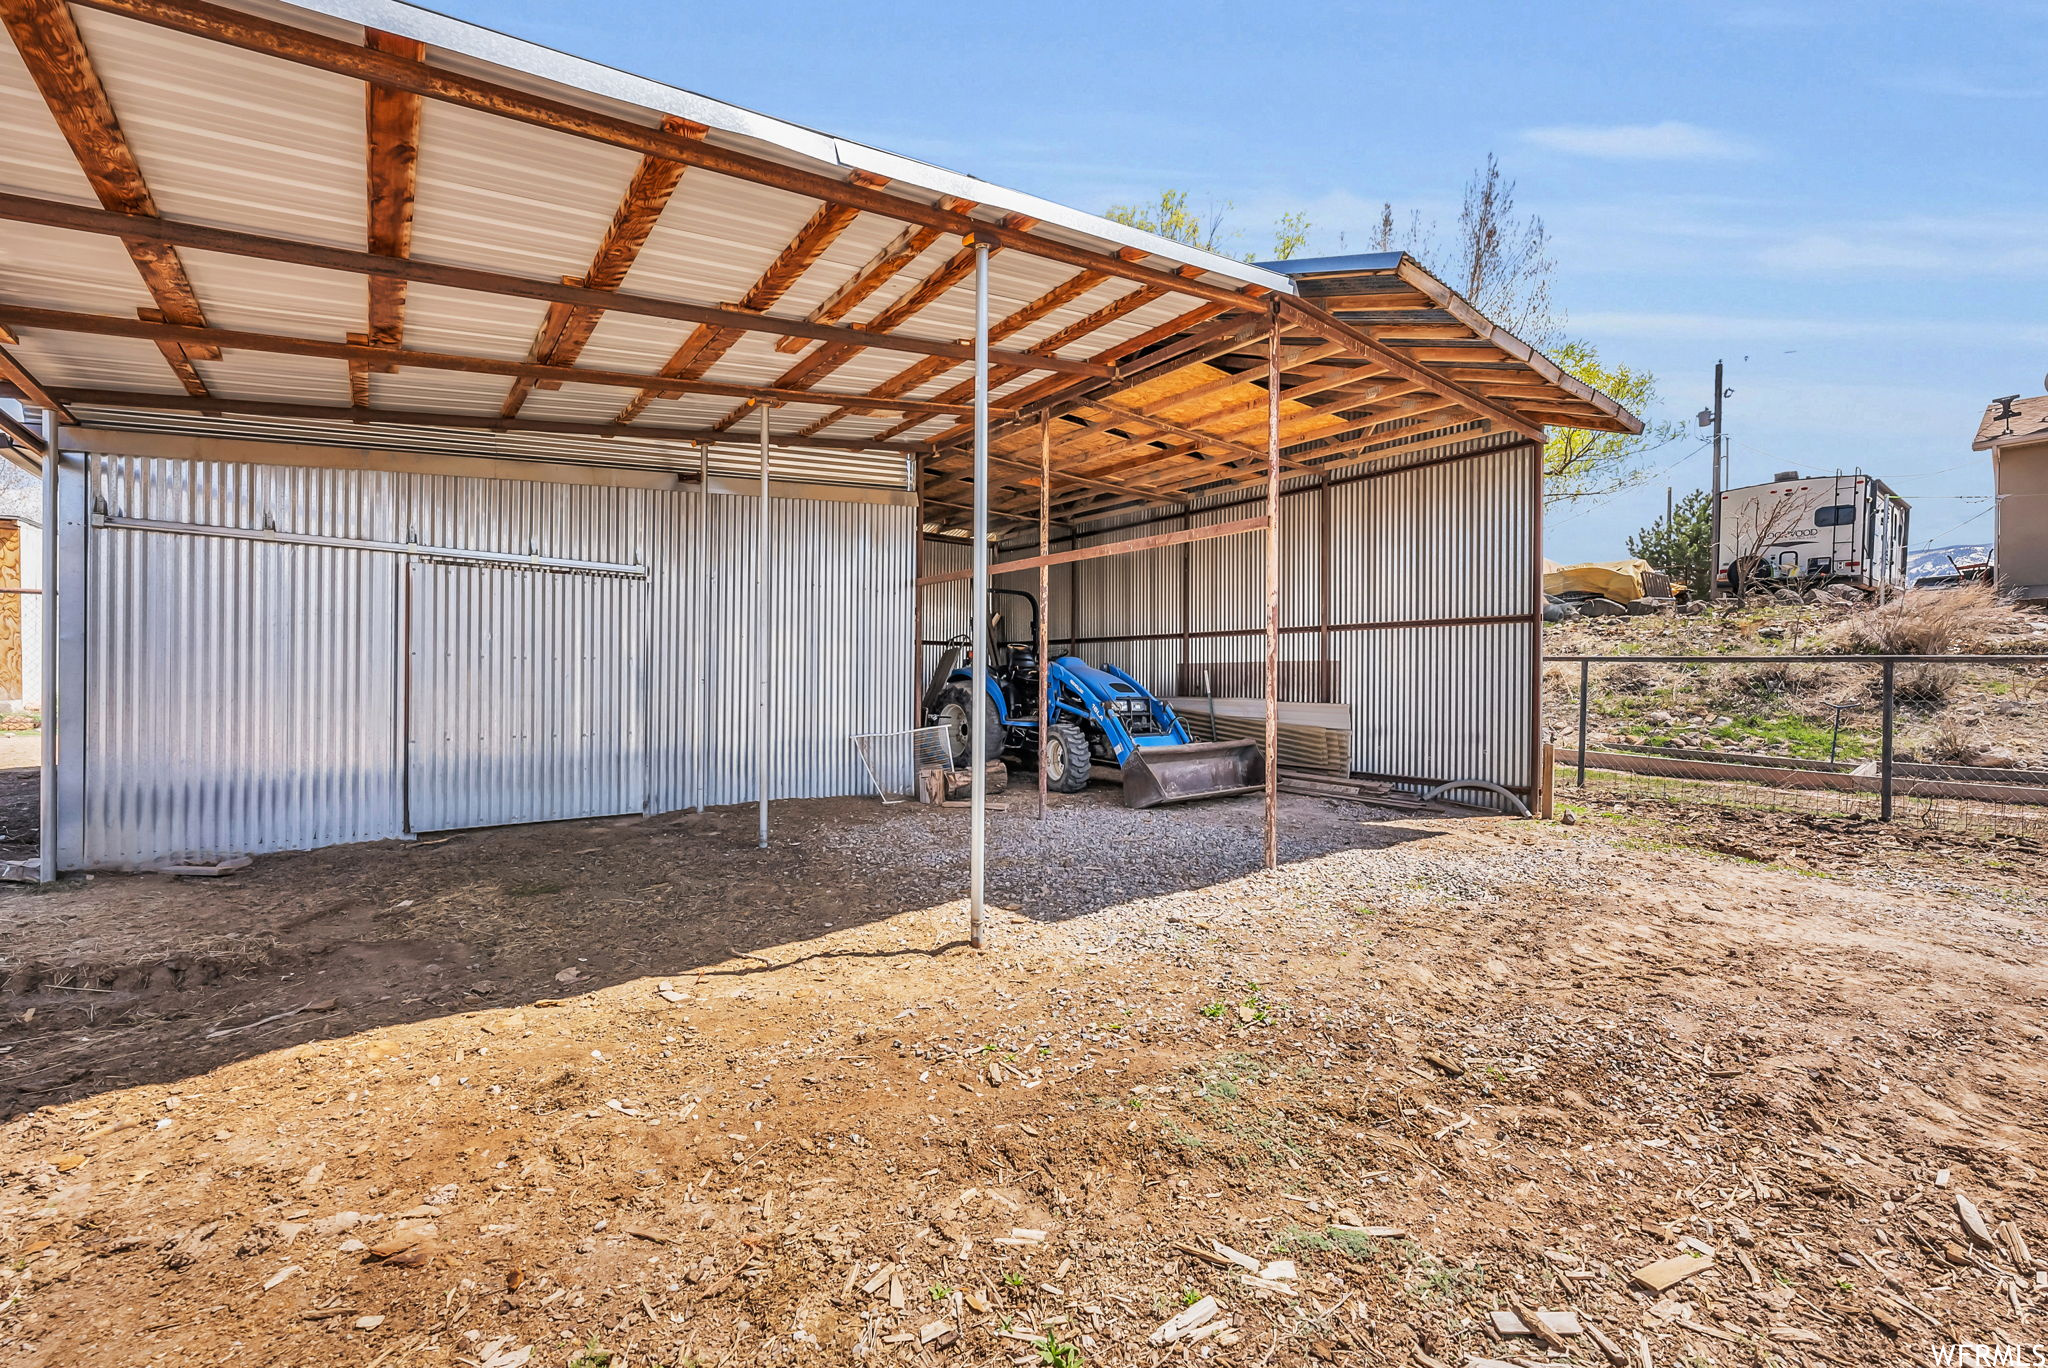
[1518,121,1759,162]
[1886,71,2045,100]
[1571,310,2048,349]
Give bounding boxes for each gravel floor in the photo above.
[813,787,1627,958]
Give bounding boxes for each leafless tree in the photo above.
[1449,154,1557,346]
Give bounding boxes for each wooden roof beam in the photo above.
[802,266,1122,438]
[1,0,215,395]
[0,191,1111,378]
[773,220,948,353]
[614,181,885,422]
[351,27,423,406]
[1276,296,1543,441]
[697,225,1018,433]
[0,343,74,422]
[503,116,698,418]
[867,280,1179,444]
[52,386,930,454]
[71,0,1271,312]
[797,264,1108,438]
[0,304,1005,418]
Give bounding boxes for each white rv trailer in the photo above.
[1715,470,1911,594]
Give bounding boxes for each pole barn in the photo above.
[0,0,1640,909]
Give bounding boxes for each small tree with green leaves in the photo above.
[1104,190,1312,262]
[1544,339,1685,506]
[1627,488,1712,595]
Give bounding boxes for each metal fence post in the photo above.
[1879,657,1895,822]
[1576,658,1590,788]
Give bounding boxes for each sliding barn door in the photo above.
[406,560,647,831]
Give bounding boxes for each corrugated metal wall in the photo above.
[80,454,912,867]
[916,432,1540,800]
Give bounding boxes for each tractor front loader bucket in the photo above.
[1121,740,1266,809]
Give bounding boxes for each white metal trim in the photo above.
[92,514,648,577]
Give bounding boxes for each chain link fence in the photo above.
[1545,654,2048,835]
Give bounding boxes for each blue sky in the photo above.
[437,0,2040,561]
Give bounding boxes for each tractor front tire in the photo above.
[1041,720,1093,793]
[932,682,1002,768]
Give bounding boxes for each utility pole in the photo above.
[1706,359,1726,597]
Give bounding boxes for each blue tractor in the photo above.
[922,590,1265,807]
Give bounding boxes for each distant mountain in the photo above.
[1909,544,1995,582]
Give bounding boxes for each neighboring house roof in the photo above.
[1974,394,2048,449]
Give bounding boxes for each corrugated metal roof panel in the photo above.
[72,7,368,247]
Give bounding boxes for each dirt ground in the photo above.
[2,785,2044,1367]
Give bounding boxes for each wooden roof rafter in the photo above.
[865,280,1187,445]
[0,341,74,422]
[501,114,702,419]
[613,179,890,424]
[66,0,1276,315]
[795,263,1113,439]
[350,26,423,407]
[43,386,934,455]
[693,219,1036,434]
[0,192,1114,379]
[0,303,1009,419]
[1,0,217,396]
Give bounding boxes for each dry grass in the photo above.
[1822,584,2029,655]
[1904,714,1990,765]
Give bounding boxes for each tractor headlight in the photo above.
[1112,699,1148,715]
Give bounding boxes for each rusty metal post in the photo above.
[1879,657,1896,821]
[912,453,925,723]
[1576,657,1590,788]
[1316,471,1333,703]
[1262,306,1281,870]
[1528,437,1546,815]
[1036,413,1050,821]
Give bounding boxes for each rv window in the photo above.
[1815,504,1856,527]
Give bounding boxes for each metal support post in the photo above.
[1576,657,1590,787]
[1035,413,1049,822]
[36,409,57,882]
[757,406,771,848]
[969,240,991,946]
[692,440,708,813]
[1262,307,1281,871]
[1879,657,1895,821]
[912,454,925,723]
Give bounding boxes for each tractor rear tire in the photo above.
[932,682,1002,768]
[1042,720,1093,793]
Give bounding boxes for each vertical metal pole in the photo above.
[36,410,57,882]
[1035,413,1049,822]
[912,454,925,723]
[1262,307,1281,871]
[1528,438,1547,816]
[756,406,771,848]
[969,240,991,947]
[692,440,708,813]
[1316,472,1333,703]
[1576,658,1590,788]
[1708,359,1725,598]
[1879,658,1895,822]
